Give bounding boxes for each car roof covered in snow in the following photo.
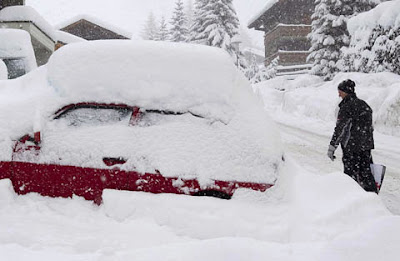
[47,40,250,121]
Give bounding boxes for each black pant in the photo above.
[342,150,377,193]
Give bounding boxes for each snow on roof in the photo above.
[56,14,132,39]
[55,30,86,44]
[0,29,37,71]
[248,0,279,27]
[47,40,248,120]
[348,0,400,35]
[0,6,56,41]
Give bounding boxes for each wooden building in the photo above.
[248,0,315,76]
[58,16,131,41]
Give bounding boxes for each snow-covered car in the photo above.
[0,40,284,203]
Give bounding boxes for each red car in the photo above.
[0,41,284,203]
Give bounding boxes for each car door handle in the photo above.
[103,157,127,166]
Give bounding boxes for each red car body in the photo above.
[0,103,273,204]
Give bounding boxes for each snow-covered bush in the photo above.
[0,60,7,80]
[308,0,379,81]
[341,0,400,75]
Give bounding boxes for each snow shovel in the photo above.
[371,163,386,193]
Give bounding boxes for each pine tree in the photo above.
[185,0,195,30]
[141,12,158,40]
[189,0,244,67]
[188,0,208,43]
[308,0,379,80]
[156,16,170,41]
[170,0,188,42]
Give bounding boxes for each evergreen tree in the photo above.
[308,0,379,80]
[156,16,170,41]
[189,0,244,67]
[170,0,188,42]
[344,25,400,75]
[185,0,195,29]
[141,12,158,40]
[188,0,208,43]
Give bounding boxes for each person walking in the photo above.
[327,79,377,193]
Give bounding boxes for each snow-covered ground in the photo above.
[1,64,400,260]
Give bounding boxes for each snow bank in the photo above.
[0,29,37,73]
[0,159,398,261]
[0,6,56,40]
[254,72,400,136]
[348,0,400,35]
[0,60,6,80]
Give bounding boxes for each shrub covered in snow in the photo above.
[341,0,400,75]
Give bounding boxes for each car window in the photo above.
[56,107,132,127]
[136,110,208,127]
[3,58,26,79]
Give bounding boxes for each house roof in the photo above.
[55,30,86,45]
[0,5,56,40]
[247,0,279,28]
[248,0,314,32]
[56,14,132,40]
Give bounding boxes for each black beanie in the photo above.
[338,79,355,94]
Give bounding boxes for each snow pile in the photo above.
[0,60,6,80]
[254,72,400,136]
[348,0,400,35]
[0,159,399,261]
[0,29,37,73]
[0,6,56,40]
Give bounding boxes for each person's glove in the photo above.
[327,145,336,161]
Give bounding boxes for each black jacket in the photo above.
[330,93,374,153]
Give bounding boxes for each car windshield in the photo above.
[56,107,132,127]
